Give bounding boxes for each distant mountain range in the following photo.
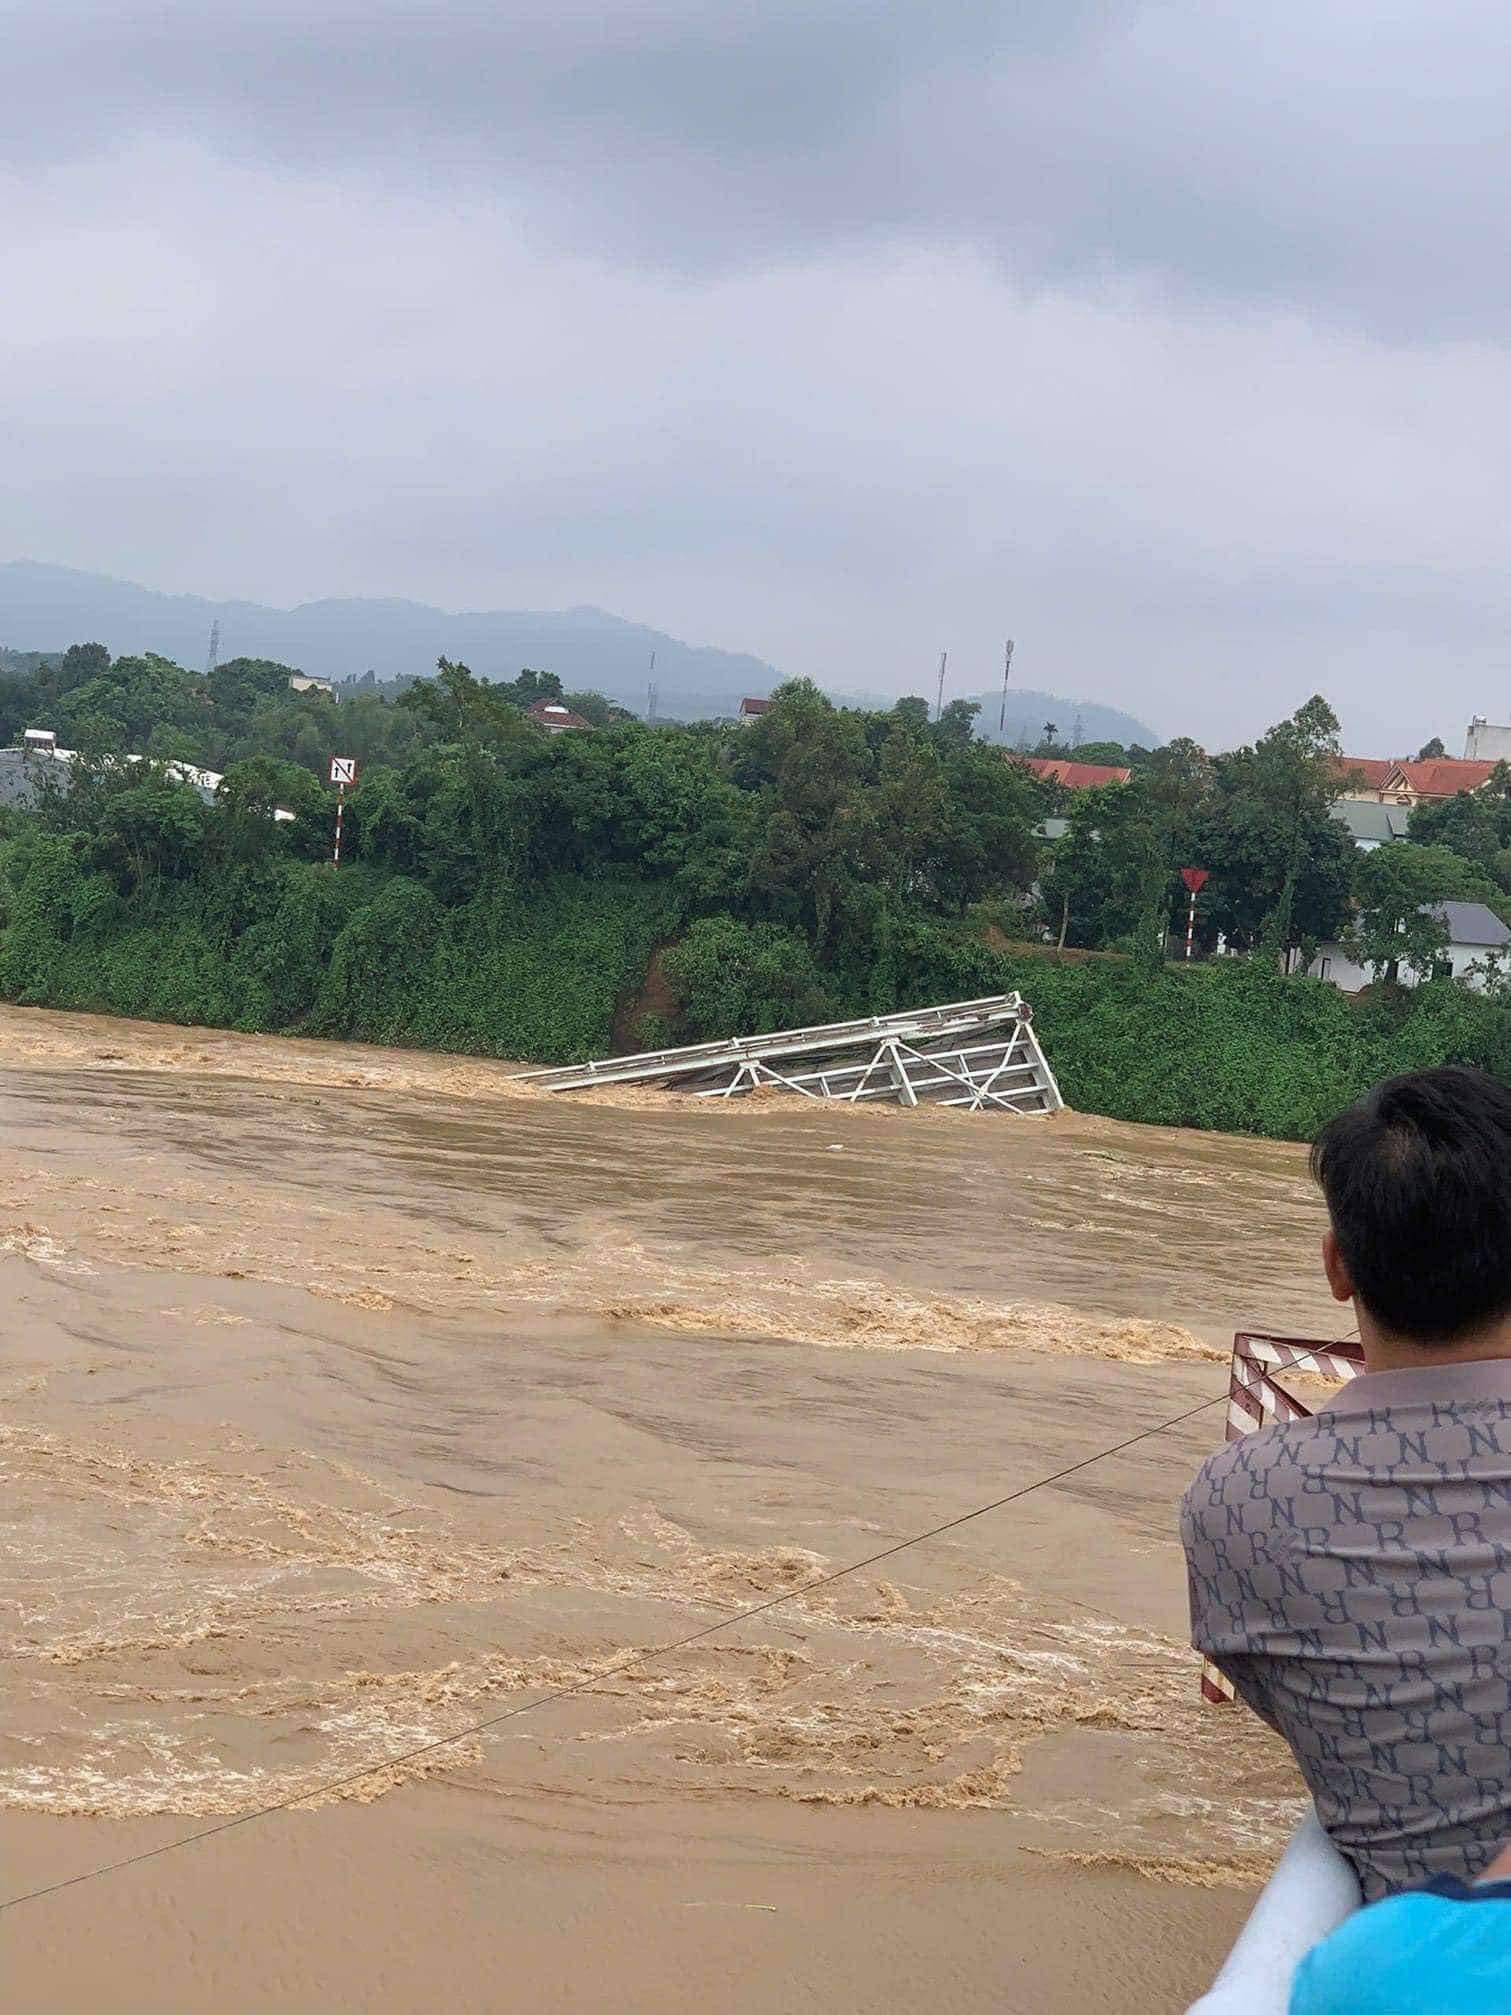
[0,560,1154,745]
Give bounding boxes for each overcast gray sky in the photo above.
[4,0,1509,749]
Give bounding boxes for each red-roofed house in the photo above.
[1379,757,1497,805]
[737,696,772,722]
[526,698,594,735]
[1015,756,1132,790]
[1330,755,1397,801]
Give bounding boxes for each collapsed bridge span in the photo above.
[518,993,1062,1113]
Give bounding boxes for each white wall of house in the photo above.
[1303,944,1373,993]
[1305,939,1500,994]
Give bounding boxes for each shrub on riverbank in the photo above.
[0,830,676,1064]
[875,923,1510,1138]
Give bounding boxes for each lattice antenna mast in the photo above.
[934,650,948,722]
[997,638,1015,737]
[205,620,220,679]
[647,649,658,724]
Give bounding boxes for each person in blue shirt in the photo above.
[1290,1842,1511,2014]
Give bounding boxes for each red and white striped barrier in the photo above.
[1200,1331,1366,1705]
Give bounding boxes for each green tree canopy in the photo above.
[495,667,564,709]
[1408,766,1511,895]
[1193,696,1353,958]
[932,697,981,750]
[1036,778,1173,955]
[49,642,112,697]
[661,915,833,1040]
[398,657,534,751]
[57,654,204,750]
[562,689,633,729]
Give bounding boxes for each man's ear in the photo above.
[1321,1229,1354,1306]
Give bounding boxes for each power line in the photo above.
[0,1388,1225,1915]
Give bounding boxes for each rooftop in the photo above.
[1385,757,1497,798]
[525,698,594,731]
[1015,756,1132,790]
[1329,800,1412,846]
[1429,900,1511,948]
[1329,754,1396,791]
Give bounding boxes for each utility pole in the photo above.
[934,650,948,723]
[997,638,1015,737]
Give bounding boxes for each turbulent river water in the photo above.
[0,1006,1346,2012]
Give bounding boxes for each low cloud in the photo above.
[12,2,1511,332]
[2,3,1508,751]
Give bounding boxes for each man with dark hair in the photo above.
[1182,1066,1511,1901]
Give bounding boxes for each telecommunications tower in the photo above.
[997,638,1015,737]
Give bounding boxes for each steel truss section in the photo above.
[1199,1331,1366,1704]
[516,993,1063,1114]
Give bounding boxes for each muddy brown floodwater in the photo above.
[0,1005,1344,2013]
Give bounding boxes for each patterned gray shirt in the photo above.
[1182,1357,1511,1900]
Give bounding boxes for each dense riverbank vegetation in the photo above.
[0,645,1505,1137]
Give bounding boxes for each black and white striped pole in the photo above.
[329,756,358,867]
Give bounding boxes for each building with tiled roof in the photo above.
[525,698,594,735]
[1014,756,1132,790]
[1330,755,1398,800]
[1379,757,1497,804]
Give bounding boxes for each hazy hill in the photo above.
[0,562,779,720]
[0,560,1155,742]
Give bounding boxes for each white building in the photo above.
[1465,717,1511,762]
[1305,900,1510,994]
[0,741,294,820]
